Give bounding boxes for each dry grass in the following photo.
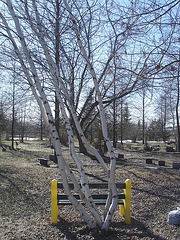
[0,141,180,239]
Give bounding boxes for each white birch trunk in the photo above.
[28,0,106,225]
[0,13,49,128]
[2,0,119,230]
[5,0,96,227]
[58,93,102,226]
[63,0,118,230]
[25,0,108,174]
[29,8,102,227]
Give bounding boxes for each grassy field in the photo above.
[0,140,179,239]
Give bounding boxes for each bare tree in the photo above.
[0,0,179,230]
[175,51,180,151]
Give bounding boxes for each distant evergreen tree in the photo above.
[147,119,169,141]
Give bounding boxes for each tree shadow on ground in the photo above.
[54,217,166,240]
[126,169,179,202]
[0,170,44,210]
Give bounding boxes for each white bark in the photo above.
[5,0,96,227]
[57,92,103,226]
[0,12,48,128]
[25,0,107,173]
[63,0,118,230]
[28,0,104,225]
[1,0,118,230]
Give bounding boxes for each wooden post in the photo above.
[51,179,58,224]
[124,179,131,224]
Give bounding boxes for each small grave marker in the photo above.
[2,147,6,152]
[166,146,174,152]
[146,158,152,164]
[172,162,180,169]
[39,158,49,167]
[118,154,124,159]
[49,154,57,163]
[159,160,165,166]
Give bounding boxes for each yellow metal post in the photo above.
[120,204,124,216]
[51,179,58,224]
[124,179,131,224]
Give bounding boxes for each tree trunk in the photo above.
[4,1,99,227]
[78,132,88,153]
[40,114,43,141]
[11,67,15,150]
[54,0,60,161]
[120,98,123,145]
[113,80,116,148]
[176,51,180,152]
[142,90,145,144]
[63,0,118,230]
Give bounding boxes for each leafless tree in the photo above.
[0,0,179,230]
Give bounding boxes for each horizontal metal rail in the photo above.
[51,179,131,225]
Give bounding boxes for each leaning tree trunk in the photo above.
[31,0,116,229]
[4,0,98,227]
[5,0,109,228]
[3,0,120,231]
[27,0,108,173]
[63,0,118,230]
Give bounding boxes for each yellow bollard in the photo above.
[120,204,124,216]
[124,179,131,224]
[51,179,58,224]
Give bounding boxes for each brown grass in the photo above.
[0,141,179,239]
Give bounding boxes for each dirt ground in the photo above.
[0,141,180,240]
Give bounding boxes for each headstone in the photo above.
[159,160,165,166]
[146,158,152,164]
[53,156,57,163]
[166,146,174,152]
[118,154,124,159]
[49,154,57,163]
[39,158,48,167]
[172,162,180,169]
[2,147,6,152]
[49,154,54,161]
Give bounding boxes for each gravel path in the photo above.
[0,142,180,239]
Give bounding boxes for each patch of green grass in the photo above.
[1,140,11,145]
